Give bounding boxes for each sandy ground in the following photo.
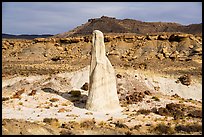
[2,66,202,135]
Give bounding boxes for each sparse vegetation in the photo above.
[187,110,202,118]
[2,97,10,102]
[137,109,151,115]
[49,98,59,102]
[114,121,128,128]
[18,102,23,105]
[125,92,145,104]
[98,121,107,127]
[80,119,96,128]
[175,124,202,133]
[152,96,160,101]
[60,129,74,135]
[154,123,175,134]
[43,118,59,126]
[85,112,93,115]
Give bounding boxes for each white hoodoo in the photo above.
[86,30,121,112]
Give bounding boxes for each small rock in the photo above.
[139,63,147,70]
[145,123,151,126]
[81,83,89,91]
[171,94,180,98]
[169,51,179,60]
[12,89,25,99]
[51,56,62,61]
[116,74,122,78]
[68,90,81,97]
[193,47,202,53]
[56,46,64,51]
[154,86,160,91]
[28,90,37,96]
[2,97,10,101]
[178,74,191,86]
[58,108,70,113]
[189,45,194,49]
[158,35,168,40]
[49,98,59,102]
[85,112,93,115]
[109,123,116,128]
[144,90,151,95]
[156,53,165,60]
[146,100,151,103]
[54,43,60,46]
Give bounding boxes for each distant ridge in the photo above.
[54,16,202,38]
[2,33,53,39]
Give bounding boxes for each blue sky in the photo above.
[2,2,202,35]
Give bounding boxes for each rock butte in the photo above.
[86,30,121,112]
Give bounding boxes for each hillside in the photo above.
[53,16,202,38]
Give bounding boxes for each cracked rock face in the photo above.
[86,30,121,112]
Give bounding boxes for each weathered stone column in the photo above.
[86,30,121,112]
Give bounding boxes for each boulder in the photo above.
[178,74,191,86]
[156,53,165,60]
[69,90,81,97]
[146,35,158,40]
[158,34,168,40]
[169,51,179,60]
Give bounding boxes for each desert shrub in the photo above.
[175,124,202,133]
[43,118,58,124]
[49,98,59,102]
[125,92,145,104]
[18,102,23,105]
[187,110,202,118]
[114,121,128,128]
[60,129,74,135]
[80,119,96,128]
[154,123,175,134]
[156,107,170,116]
[2,97,10,101]
[152,96,160,101]
[137,109,151,115]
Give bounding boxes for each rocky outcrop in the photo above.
[2,32,202,78]
[85,30,121,112]
[2,33,202,63]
